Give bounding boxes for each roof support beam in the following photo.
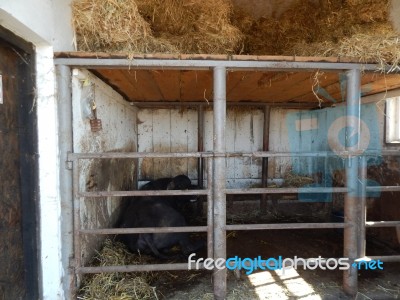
[54,58,383,72]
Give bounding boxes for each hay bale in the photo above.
[232,0,399,69]
[135,0,244,54]
[71,0,400,70]
[78,239,159,300]
[72,0,176,54]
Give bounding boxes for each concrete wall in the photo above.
[72,69,137,265]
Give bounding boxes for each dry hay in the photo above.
[72,0,177,54]
[135,0,244,54]
[233,0,392,55]
[282,172,314,188]
[71,0,400,70]
[72,0,243,55]
[78,239,159,300]
[232,0,400,70]
[292,25,400,72]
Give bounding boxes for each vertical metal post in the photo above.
[198,105,205,215]
[207,157,214,259]
[72,159,81,276]
[56,65,74,298]
[343,68,361,296]
[359,155,367,258]
[213,66,227,300]
[260,105,271,212]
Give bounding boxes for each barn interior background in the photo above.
[61,0,400,299]
[2,0,399,299]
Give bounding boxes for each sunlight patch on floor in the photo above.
[248,268,322,300]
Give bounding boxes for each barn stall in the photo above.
[55,54,400,299]
[54,0,400,299]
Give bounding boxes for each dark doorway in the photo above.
[0,27,38,299]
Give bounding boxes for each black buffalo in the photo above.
[118,175,203,259]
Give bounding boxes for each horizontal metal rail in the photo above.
[78,189,208,198]
[366,221,400,228]
[78,263,202,274]
[366,186,400,192]
[77,254,400,274]
[68,150,400,161]
[131,101,326,109]
[54,58,382,72]
[68,152,213,160]
[226,187,348,194]
[367,255,400,262]
[226,222,349,230]
[235,150,400,158]
[80,226,208,234]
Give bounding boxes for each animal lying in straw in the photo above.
[118,175,203,259]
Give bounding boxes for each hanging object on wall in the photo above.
[81,78,102,132]
[89,99,102,132]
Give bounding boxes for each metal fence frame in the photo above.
[55,57,400,299]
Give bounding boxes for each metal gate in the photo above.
[55,58,400,299]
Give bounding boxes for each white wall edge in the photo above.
[36,46,64,300]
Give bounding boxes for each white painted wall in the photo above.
[72,69,137,266]
[36,46,64,300]
[0,1,74,299]
[0,0,74,50]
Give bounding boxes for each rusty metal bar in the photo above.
[236,151,358,158]
[68,152,213,160]
[198,105,204,189]
[229,150,400,157]
[132,101,325,109]
[365,256,400,262]
[366,221,400,227]
[359,156,367,258]
[213,66,227,300]
[197,105,205,218]
[67,150,400,161]
[207,158,214,259]
[343,68,361,296]
[366,186,400,192]
[80,226,207,234]
[78,263,204,274]
[226,187,348,194]
[227,222,349,230]
[72,158,81,283]
[260,105,271,213]
[78,189,208,198]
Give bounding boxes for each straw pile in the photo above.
[283,172,314,188]
[72,0,400,69]
[135,0,244,54]
[72,0,242,54]
[234,0,392,54]
[72,0,176,53]
[78,239,159,300]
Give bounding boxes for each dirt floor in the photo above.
[153,229,400,300]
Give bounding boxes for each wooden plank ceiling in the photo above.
[56,52,400,105]
[93,68,400,105]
